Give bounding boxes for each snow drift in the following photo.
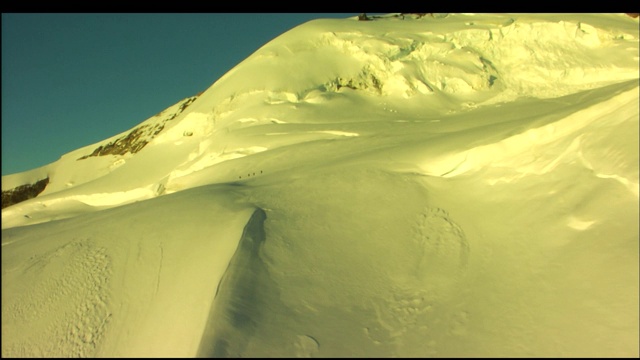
[2,13,638,357]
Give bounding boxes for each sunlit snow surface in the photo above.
[2,13,638,357]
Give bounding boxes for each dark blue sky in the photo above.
[1,13,357,176]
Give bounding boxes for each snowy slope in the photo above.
[2,13,639,357]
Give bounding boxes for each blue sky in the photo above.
[1,13,357,176]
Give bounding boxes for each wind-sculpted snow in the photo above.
[1,13,638,357]
[197,208,269,357]
[2,185,255,357]
[2,238,112,357]
[195,166,475,357]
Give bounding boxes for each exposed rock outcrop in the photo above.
[77,96,198,160]
[2,177,49,209]
[76,123,161,159]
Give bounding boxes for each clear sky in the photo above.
[1,13,358,176]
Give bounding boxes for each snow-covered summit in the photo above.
[3,13,638,228]
[2,13,638,358]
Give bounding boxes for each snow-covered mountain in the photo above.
[2,13,638,357]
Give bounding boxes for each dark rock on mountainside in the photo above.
[77,125,154,159]
[77,96,198,160]
[335,73,382,93]
[2,177,50,209]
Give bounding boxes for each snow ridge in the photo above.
[197,208,268,357]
